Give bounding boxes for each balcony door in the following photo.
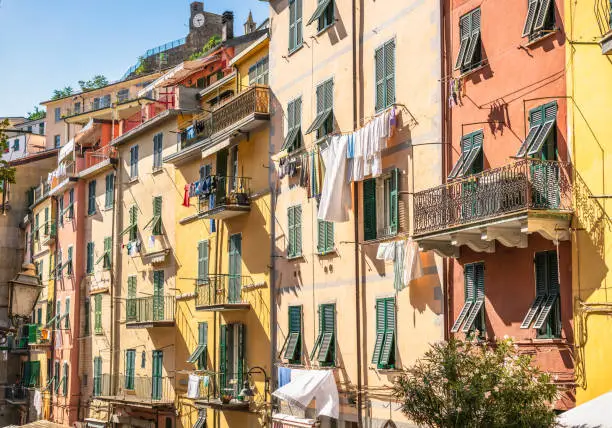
[228,234,242,304]
[151,350,163,400]
[216,149,228,204]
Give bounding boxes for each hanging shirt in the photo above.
[187,374,201,399]
[183,185,190,207]
[404,238,424,285]
[318,135,351,222]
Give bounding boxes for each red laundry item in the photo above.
[183,185,190,207]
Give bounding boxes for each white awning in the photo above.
[137,55,220,97]
[557,391,612,427]
[58,139,74,163]
[272,369,338,419]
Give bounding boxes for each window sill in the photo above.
[316,249,337,257]
[363,233,398,245]
[128,177,139,184]
[286,254,304,261]
[152,167,164,175]
[369,367,401,373]
[103,206,113,212]
[457,61,488,80]
[287,44,304,57]
[87,211,97,217]
[524,29,558,48]
[523,338,566,345]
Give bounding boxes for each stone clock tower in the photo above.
[186,2,224,51]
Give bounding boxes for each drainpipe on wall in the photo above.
[109,161,118,401]
[352,0,363,426]
[51,195,60,418]
[268,81,278,423]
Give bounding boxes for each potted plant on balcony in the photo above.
[221,387,234,404]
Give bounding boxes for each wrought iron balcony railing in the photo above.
[4,385,27,403]
[95,374,174,404]
[195,274,253,310]
[197,176,251,219]
[413,159,572,236]
[179,85,270,149]
[189,371,250,411]
[82,144,118,171]
[32,182,51,206]
[125,295,176,326]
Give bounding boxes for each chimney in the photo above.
[222,11,234,41]
[191,2,204,14]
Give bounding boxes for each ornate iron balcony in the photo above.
[197,176,251,220]
[125,295,176,328]
[413,159,572,236]
[195,274,253,311]
[179,85,270,149]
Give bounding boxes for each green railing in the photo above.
[126,296,175,324]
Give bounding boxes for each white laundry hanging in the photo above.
[318,135,351,222]
[404,238,424,285]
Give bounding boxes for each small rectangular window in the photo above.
[287,205,302,258]
[374,40,396,112]
[288,0,303,52]
[153,133,163,170]
[130,145,139,178]
[248,56,269,86]
[54,135,61,148]
[305,79,334,140]
[317,220,334,255]
[282,97,302,152]
[450,262,485,335]
[454,8,482,73]
[117,89,130,103]
[311,303,335,366]
[105,173,114,209]
[372,297,396,368]
[54,108,61,123]
[88,180,96,215]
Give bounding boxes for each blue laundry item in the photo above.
[347,133,355,159]
[186,126,196,140]
[209,194,216,232]
[278,367,292,387]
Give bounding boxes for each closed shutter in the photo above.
[88,180,96,214]
[86,242,94,274]
[93,357,101,396]
[64,297,70,329]
[197,241,209,282]
[153,271,165,321]
[127,277,136,321]
[288,207,295,257]
[94,294,102,333]
[455,13,472,69]
[374,40,396,111]
[105,174,114,208]
[103,237,111,269]
[198,322,208,370]
[375,46,385,112]
[30,361,40,386]
[228,234,242,303]
[389,169,399,234]
[22,362,31,387]
[62,362,69,396]
[237,323,245,393]
[294,206,302,256]
[84,299,90,335]
[317,220,326,254]
[28,324,37,344]
[152,351,163,400]
[125,350,135,389]
[219,324,227,390]
[363,179,377,241]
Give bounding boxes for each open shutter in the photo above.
[380,298,396,366]
[30,361,40,386]
[127,277,136,321]
[522,0,539,37]
[375,46,385,111]
[198,322,208,369]
[463,9,481,67]
[318,304,335,363]
[462,263,485,333]
[28,324,37,344]
[317,220,326,254]
[153,271,164,321]
[363,179,377,240]
[219,324,227,390]
[389,168,399,234]
[104,237,111,269]
[63,363,69,396]
[455,13,472,69]
[310,306,324,360]
[533,0,553,31]
[237,323,245,393]
[520,255,547,329]
[527,102,557,156]
[152,196,162,235]
[371,300,385,364]
[95,294,102,333]
[285,306,302,361]
[384,40,396,107]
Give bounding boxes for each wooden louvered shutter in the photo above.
[237,323,246,393]
[153,271,164,321]
[219,324,227,389]
[289,0,296,51]
[28,324,37,344]
[380,298,396,366]
[535,252,547,296]
[153,196,162,235]
[197,241,209,282]
[294,206,302,256]
[455,13,472,69]
[384,40,396,107]
[104,237,111,269]
[522,0,539,37]
[324,79,333,111]
[287,207,295,257]
[464,264,475,302]
[94,294,102,333]
[326,221,334,252]
[389,169,399,234]
[463,9,481,67]
[371,300,385,364]
[317,220,325,254]
[30,361,40,387]
[152,351,162,400]
[287,100,295,132]
[363,179,377,241]
[375,46,385,112]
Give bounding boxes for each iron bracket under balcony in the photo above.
[195,275,252,311]
[412,159,573,258]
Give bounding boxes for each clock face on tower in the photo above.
[193,13,205,28]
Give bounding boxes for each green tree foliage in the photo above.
[134,56,149,76]
[189,35,222,61]
[393,337,558,428]
[0,119,17,206]
[26,106,46,121]
[51,86,74,100]
[78,75,109,92]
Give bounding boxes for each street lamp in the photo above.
[8,263,43,319]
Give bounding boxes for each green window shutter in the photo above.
[294,206,302,256]
[463,9,481,68]
[197,322,208,369]
[152,350,163,400]
[317,220,326,254]
[44,208,49,234]
[28,324,37,344]
[288,0,303,52]
[363,179,377,241]
[375,46,385,112]
[228,234,242,303]
[94,294,102,333]
[22,362,31,387]
[86,242,93,274]
[197,241,209,282]
[67,247,73,275]
[380,298,396,367]
[237,323,246,392]
[30,361,40,387]
[219,324,227,390]
[153,271,165,321]
[84,299,90,335]
[461,262,485,333]
[103,237,112,269]
[105,174,114,208]
[284,306,302,362]
[127,276,136,321]
[318,304,335,364]
[385,40,395,108]
[93,357,101,396]
[62,362,69,396]
[389,168,399,234]
[130,206,138,241]
[125,350,135,389]
[64,297,70,329]
[287,207,295,257]
[88,180,96,215]
[371,300,386,364]
[522,0,539,37]
[152,196,162,235]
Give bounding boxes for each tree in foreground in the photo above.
[393,337,558,428]
[0,119,16,212]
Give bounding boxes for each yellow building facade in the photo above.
[169,35,272,428]
[566,0,612,405]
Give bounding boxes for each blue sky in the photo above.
[0,0,269,117]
